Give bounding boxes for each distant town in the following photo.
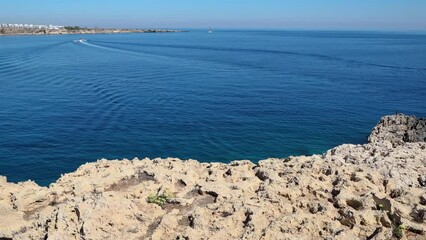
[0,23,65,30]
[0,23,185,36]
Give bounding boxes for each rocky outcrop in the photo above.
[369,114,426,147]
[0,114,425,239]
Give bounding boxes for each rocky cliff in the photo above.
[0,114,425,240]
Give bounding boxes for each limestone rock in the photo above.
[369,114,426,146]
[0,114,425,239]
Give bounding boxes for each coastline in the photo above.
[0,114,425,239]
[0,28,187,37]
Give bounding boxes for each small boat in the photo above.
[208,27,213,34]
[73,38,87,43]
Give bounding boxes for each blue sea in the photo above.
[1,30,425,186]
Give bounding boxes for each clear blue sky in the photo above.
[1,0,425,30]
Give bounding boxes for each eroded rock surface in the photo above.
[369,114,426,146]
[1,114,425,240]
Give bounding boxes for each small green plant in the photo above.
[377,203,384,211]
[393,225,404,239]
[147,191,172,206]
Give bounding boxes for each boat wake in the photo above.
[73,39,180,62]
[74,39,144,56]
[92,40,426,72]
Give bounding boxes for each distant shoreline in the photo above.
[0,28,188,36]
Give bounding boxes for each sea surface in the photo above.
[0,30,425,185]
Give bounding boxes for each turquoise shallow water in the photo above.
[0,30,425,186]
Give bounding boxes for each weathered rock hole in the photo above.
[175,179,187,190]
[418,176,426,187]
[308,203,325,214]
[346,199,363,210]
[350,173,361,182]
[406,226,424,235]
[331,188,340,197]
[255,170,269,181]
[243,210,253,228]
[366,227,383,240]
[324,168,332,176]
[221,211,233,217]
[194,191,218,204]
[188,215,195,228]
[332,177,342,186]
[79,223,85,237]
[338,209,356,229]
[287,177,299,186]
[420,196,426,205]
[74,207,81,222]
[390,189,403,198]
[176,236,190,240]
[410,209,425,223]
[403,133,409,142]
[383,180,389,192]
[205,191,218,198]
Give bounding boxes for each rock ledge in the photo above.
[0,114,425,239]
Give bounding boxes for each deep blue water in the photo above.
[0,30,425,186]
